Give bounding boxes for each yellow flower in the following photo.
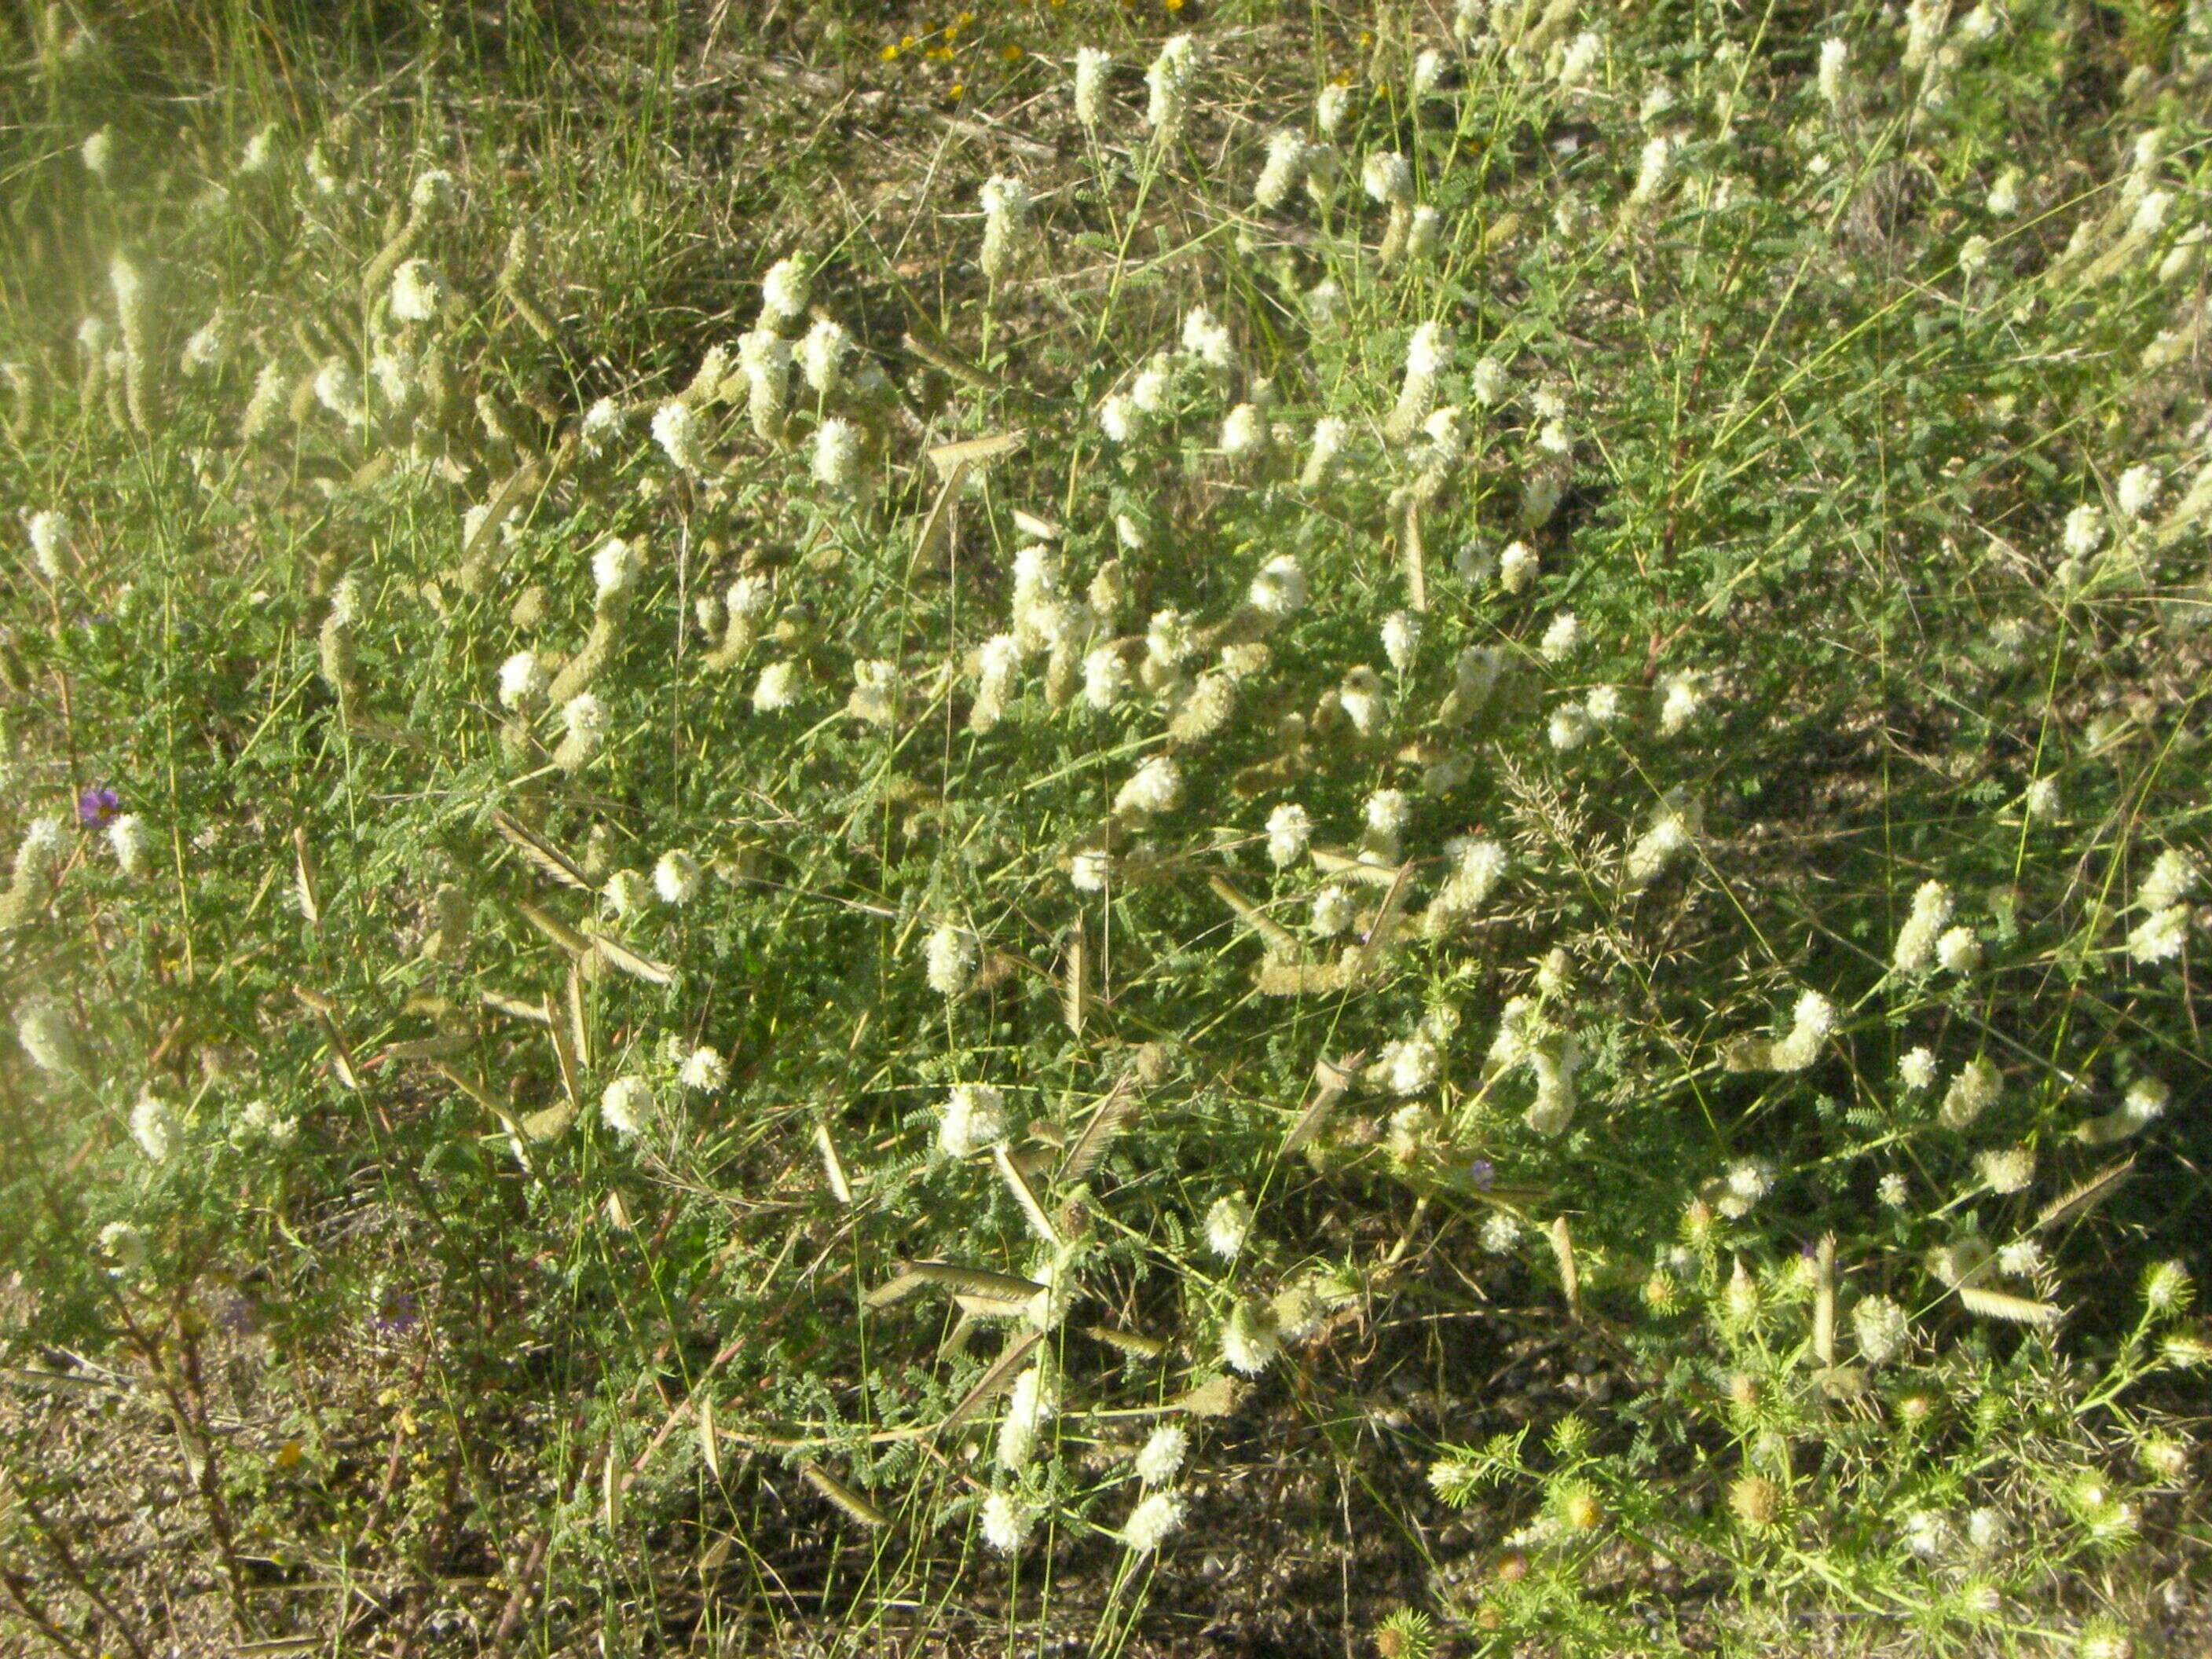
[881,42,899,60]
[1001,42,1022,60]
[958,8,974,20]
[949,82,965,99]
[901,33,916,47]
[1164,0,1183,9]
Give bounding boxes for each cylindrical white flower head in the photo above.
[16,999,79,1076]
[1382,610,1421,672]
[679,1046,728,1091]
[1556,29,1602,88]
[812,417,862,489]
[27,511,69,581]
[1412,48,1448,97]
[592,536,641,603]
[1299,416,1346,488]
[108,813,148,878]
[1817,38,1850,110]
[314,361,364,424]
[1222,1298,1280,1375]
[1939,1056,2001,1129]
[1220,402,1267,458]
[602,869,650,919]
[1254,131,1308,211]
[1097,393,1136,444]
[1976,1145,2035,1195]
[981,1490,1039,1553]
[82,128,115,181]
[1854,1295,1908,1364]
[2116,464,2159,522]
[1380,1033,1440,1094]
[1987,167,2021,217]
[1311,886,1355,937]
[1082,645,1129,711]
[1204,1192,1252,1258]
[132,1093,176,1161]
[1547,704,1592,751]
[1407,204,1442,259]
[939,1082,1007,1157]
[1144,34,1197,141]
[980,174,1035,284]
[408,169,455,213]
[1629,134,1675,206]
[1248,555,1309,618]
[1121,1489,1186,1555]
[799,317,851,396]
[760,257,811,327]
[1893,879,1955,973]
[1899,1047,1938,1091]
[1074,47,1112,128]
[1540,611,1582,661]
[1115,755,1185,817]
[97,1221,146,1275]
[925,923,976,996]
[1071,848,1111,892]
[601,1076,652,1137]
[2140,848,2199,913]
[651,401,706,474]
[1363,149,1414,207]
[1317,82,1352,138]
[1936,925,1982,976]
[580,397,625,454]
[1265,802,1312,868]
[654,849,702,906]
[2062,503,2105,560]
[499,650,547,709]
[390,258,447,323]
[1134,1424,1189,1486]
[753,661,801,712]
[1181,306,1234,370]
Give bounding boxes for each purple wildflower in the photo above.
[77,787,119,828]
[1467,1159,1496,1191]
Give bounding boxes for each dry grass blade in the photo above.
[800,1463,889,1528]
[925,430,1025,478]
[1551,1214,1581,1318]
[862,1270,928,1311]
[816,1122,852,1203]
[1057,1075,1139,1185]
[588,931,676,986]
[1254,955,1357,996]
[518,1101,574,1141]
[2033,1156,2136,1234]
[517,902,591,957]
[1814,1233,1836,1368]
[378,1032,474,1062]
[481,989,554,1024]
[1309,849,1404,887]
[1173,1375,1241,1417]
[994,1143,1063,1247]
[1207,875,1302,955]
[1082,1324,1168,1359]
[952,1293,1031,1320]
[545,1000,581,1108]
[1353,862,1418,983]
[698,1392,720,1481]
[566,961,591,1066]
[903,1262,1042,1300]
[1279,1050,1366,1159]
[292,826,320,926]
[1957,1286,2064,1326]
[313,1011,361,1090]
[936,1329,1042,1432]
[912,458,968,567]
[1401,494,1426,613]
[1062,914,1086,1037]
[491,809,591,890]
